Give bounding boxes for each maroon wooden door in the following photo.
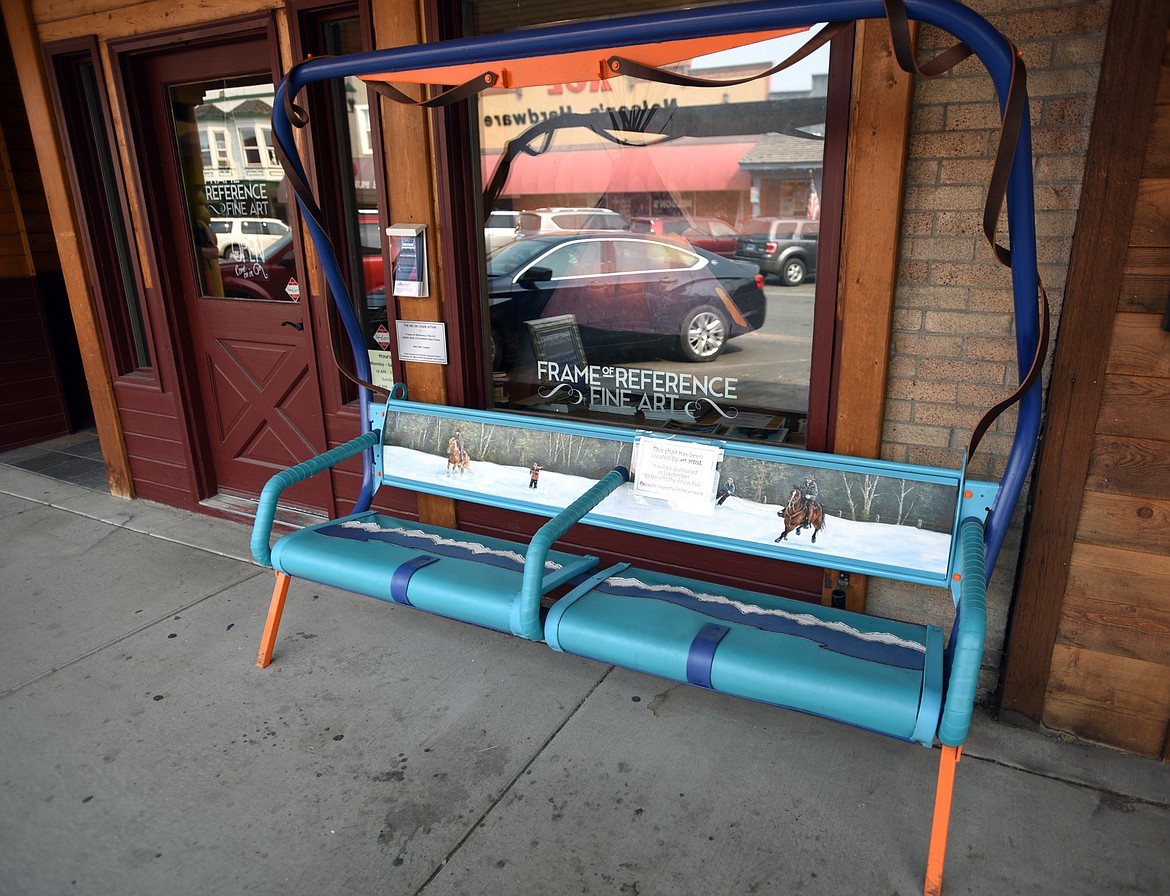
[133,35,332,512]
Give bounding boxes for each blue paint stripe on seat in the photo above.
[686,623,730,688]
[318,522,527,573]
[592,578,926,671]
[390,555,439,606]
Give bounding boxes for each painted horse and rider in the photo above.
[446,429,470,476]
[776,474,824,543]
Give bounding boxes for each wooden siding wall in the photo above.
[0,27,56,275]
[1041,25,1170,759]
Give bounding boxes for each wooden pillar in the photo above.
[368,0,455,528]
[1000,0,1170,723]
[1,0,134,498]
[830,18,916,612]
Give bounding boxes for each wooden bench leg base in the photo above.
[924,744,962,896]
[257,572,292,668]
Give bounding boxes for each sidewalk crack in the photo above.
[413,665,615,895]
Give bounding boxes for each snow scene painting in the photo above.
[381,411,959,580]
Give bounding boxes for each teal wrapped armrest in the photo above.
[937,517,988,746]
[510,467,630,639]
[250,430,380,567]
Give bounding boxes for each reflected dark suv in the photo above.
[734,217,819,286]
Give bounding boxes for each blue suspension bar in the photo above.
[273,83,377,513]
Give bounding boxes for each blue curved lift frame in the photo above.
[271,0,1042,586]
[270,9,1041,891]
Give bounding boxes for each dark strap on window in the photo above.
[271,57,496,399]
[606,22,849,87]
[881,0,1049,458]
[611,2,1047,462]
[365,70,498,107]
[272,124,390,398]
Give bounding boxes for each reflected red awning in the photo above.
[481,139,756,196]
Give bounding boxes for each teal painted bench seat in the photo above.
[251,373,1005,896]
[270,511,598,633]
[254,399,992,757]
[257,1,1047,891]
[545,563,945,745]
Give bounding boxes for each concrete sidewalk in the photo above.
[1,464,1167,896]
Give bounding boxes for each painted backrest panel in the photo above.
[375,401,993,587]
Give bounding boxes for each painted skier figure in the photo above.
[716,476,735,506]
[529,463,543,489]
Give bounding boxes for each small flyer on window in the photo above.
[395,320,447,364]
[632,435,723,512]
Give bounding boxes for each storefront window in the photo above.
[169,78,295,300]
[320,18,385,339]
[50,50,152,373]
[477,25,832,447]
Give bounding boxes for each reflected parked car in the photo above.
[630,216,739,257]
[210,217,290,261]
[219,227,384,301]
[484,210,520,253]
[219,232,298,300]
[515,207,629,236]
[733,217,819,286]
[487,233,765,365]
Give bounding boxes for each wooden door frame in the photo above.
[109,15,333,507]
[999,0,1170,723]
[112,19,275,502]
[43,37,156,386]
[3,0,134,495]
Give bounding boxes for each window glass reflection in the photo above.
[480,29,829,446]
[170,78,296,300]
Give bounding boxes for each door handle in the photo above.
[281,320,304,331]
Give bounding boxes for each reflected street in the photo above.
[615,281,815,416]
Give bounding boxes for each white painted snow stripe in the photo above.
[605,576,927,653]
[339,520,563,570]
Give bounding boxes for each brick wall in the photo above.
[867,0,1110,697]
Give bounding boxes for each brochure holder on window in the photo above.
[386,223,428,297]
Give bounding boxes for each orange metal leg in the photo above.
[256,572,292,668]
[924,744,962,896]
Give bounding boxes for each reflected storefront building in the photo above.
[171,80,294,301]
